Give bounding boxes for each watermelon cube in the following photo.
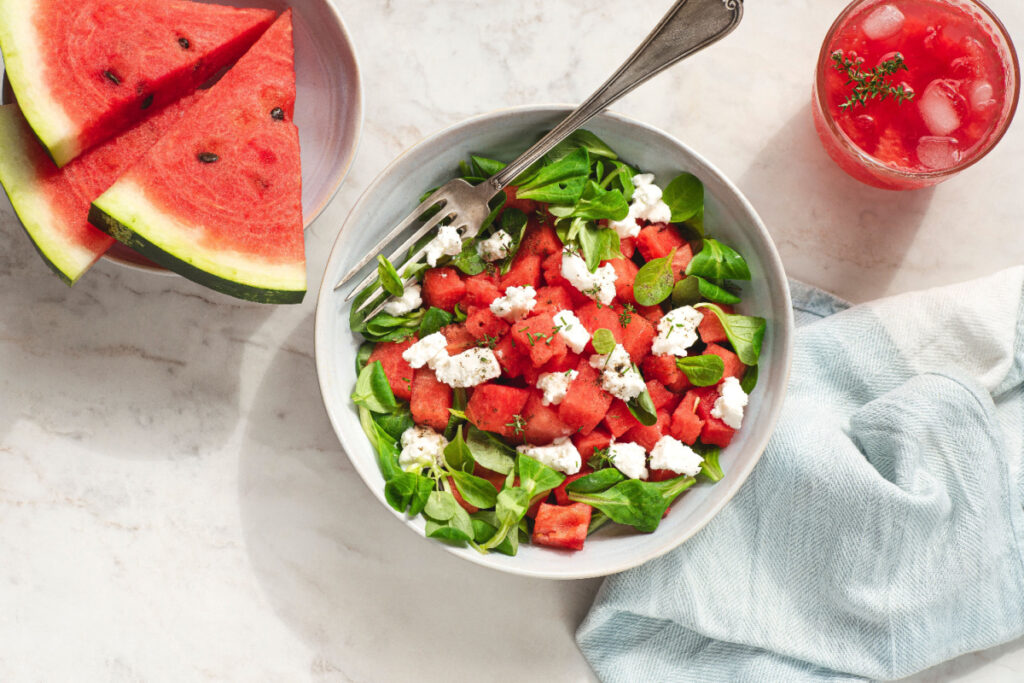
[543,350,580,374]
[423,267,466,311]
[576,300,624,348]
[604,257,639,305]
[671,244,694,281]
[520,221,562,258]
[619,236,636,259]
[620,311,655,362]
[704,343,745,380]
[641,354,691,392]
[411,368,452,431]
[697,303,733,344]
[638,304,665,326]
[670,391,704,445]
[493,334,529,378]
[691,386,719,421]
[603,399,640,438]
[532,503,592,551]
[510,313,566,368]
[532,285,575,318]
[441,323,477,354]
[701,416,736,448]
[521,392,572,445]
[465,306,510,342]
[366,338,416,401]
[636,223,688,261]
[558,360,612,435]
[553,467,594,505]
[466,383,531,440]
[501,251,542,290]
[464,272,502,307]
[646,379,680,413]
[503,185,539,215]
[622,410,671,452]
[473,463,509,492]
[572,428,612,460]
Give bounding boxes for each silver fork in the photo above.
[340,0,744,319]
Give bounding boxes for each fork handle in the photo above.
[489,0,743,193]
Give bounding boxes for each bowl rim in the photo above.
[314,104,794,579]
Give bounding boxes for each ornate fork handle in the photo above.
[489,0,743,193]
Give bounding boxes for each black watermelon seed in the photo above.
[270,107,284,121]
[103,70,120,85]
[197,152,219,164]
[178,37,190,49]
[141,94,154,109]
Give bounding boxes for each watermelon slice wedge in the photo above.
[0,93,201,284]
[0,0,275,167]
[89,12,305,304]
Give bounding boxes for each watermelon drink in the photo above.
[813,0,1019,189]
[349,132,766,555]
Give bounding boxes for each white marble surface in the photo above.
[1,0,1022,681]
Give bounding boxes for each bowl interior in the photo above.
[1,0,362,274]
[315,106,793,579]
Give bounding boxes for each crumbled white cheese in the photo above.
[649,435,703,477]
[711,376,748,429]
[561,249,617,305]
[399,425,448,472]
[608,173,673,239]
[402,331,449,370]
[517,437,582,475]
[490,285,537,322]
[382,283,423,316]
[589,343,646,402]
[477,229,514,262]
[434,347,501,388]
[609,441,648,480]
[425,223,464,267]
[552,309,590,354]
[536,369,579,406]
[652,306,703,357]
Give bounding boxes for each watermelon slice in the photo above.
[0,0,275,167]
[89,12,305,304]
[0,94,201,284]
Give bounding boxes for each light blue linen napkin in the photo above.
[577,268,1024,682]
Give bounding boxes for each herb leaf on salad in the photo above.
[696,303,767,365]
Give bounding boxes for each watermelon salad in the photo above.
[350,131,766,555]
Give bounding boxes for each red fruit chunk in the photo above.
[641,354,691,393]
[520,221,562,258]
[543,350,580,374]
[704,343,745,380]
[510,313,566,368]
[501,251,542,290]
[504,185,539,215]
[619,237,636,259]
[464,272,502,307]
[521,392,572,445]
[603,399,640,438]
[573,428,612,460]
[646,379,680,413]
[441,323,477,354]
[691,386,719,421]
[473,463,509,492]
[637,304,664,326]
[671,244,694,281]
[636,223,688,261]
[670,391,705,445]
[554,467,593,505]
[701,416,736,448]
[366,338,416,401]
[423,267,466,311]
[532,285,575,318]
[532,503,592,551]
[465,306,510,342]
[447,476,479,514]
[622,411,671,452]
[411,368,452,431]
[559,360,613,436]
[466,384,531,440]
[649,468,680,483]
[697,303,734,344]
[493,334,529,378]
[604,257,639,305]
[576,300,624,348]
[620,311,655,362]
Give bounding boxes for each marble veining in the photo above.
[1,0,1022,680]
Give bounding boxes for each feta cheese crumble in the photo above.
[477,229,514,262]
[382,283,423,316]
[711,376,748,429]
[649,435,703,477]
[517,437,582,475]
[552,309,590,354]
[609,441,648,480]
[589,344,646,402]
[434,347,501,388]
[536,369,579,406]
[652,305,703,357]
[425,223,463,267]
[608,173,673,239]
[402,331,449,370]
[561,249,617,305]
[490,285,537,322]
[399,425,448,472]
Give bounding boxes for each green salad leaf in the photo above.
[450,470,499,509]
[466,425,516,475]
[385,472,434,516]
[565,468,625,494]
[633,248,676,306]
[592,328,617,355]
[513,147,589,204]
[443,426,474,473]
[419,307,453,337]
[568,476,696,533]
[740,364,759,394]
[696,445,724,482]
[626,385,658,427]
[686,238,752,281]
[376,255,405,297]
[662,172,704,224]
[351,361,399,414]
[696,303,766,366]
[675,355,725,387]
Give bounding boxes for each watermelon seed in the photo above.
[271,107,285,121]
[141,94,154,110]
[103,70,120,85]
[178,37,190,49]
[197,152,219,164]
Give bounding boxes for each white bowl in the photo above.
[314,106,794,579]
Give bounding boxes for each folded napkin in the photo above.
[577,268,1024,682]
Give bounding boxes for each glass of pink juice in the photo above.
[813,0,1019,190]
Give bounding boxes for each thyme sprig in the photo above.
[831,51,915,110]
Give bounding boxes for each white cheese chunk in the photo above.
[608,173,673,239]
[589,344,646,402]
[382,283,423,316]
[652,305,703,357]
[711,376,748,429]
[477,229,514,262]
[537,370,579,406]
[609,441,648,480]
[561,249,617,305]
[425,223,464,267]
[401,331,449,370]
[399,425,448,472]
[517,437,582,475]
[489,285,537,322]
[552,309,590,354]
[434,347,501,388]
[649,435,703,477]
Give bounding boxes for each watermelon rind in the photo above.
[0,105,96,283]
[89,181,306,304]
[0,0,76,166]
